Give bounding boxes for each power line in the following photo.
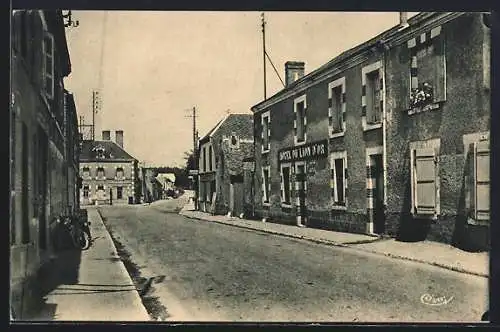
[265,50,285,88]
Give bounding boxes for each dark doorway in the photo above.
[372,154,385,234]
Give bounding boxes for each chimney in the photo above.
[115,130,124,148]
[399,12,409,28]
[285,61,305,87]
[102,130,111,141]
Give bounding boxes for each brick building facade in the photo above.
[79,130,140,206]
[10,10,80,317]
[198,114,254,217]
[250,12,490,250]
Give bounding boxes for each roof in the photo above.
[199,113,253,145]
[251,12,440,112]
[79,140,137,161]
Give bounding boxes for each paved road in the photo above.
[98,204,488,322]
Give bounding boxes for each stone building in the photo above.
[383,13,491,250]
[197,114,254,217]
[10,10,80,317]
[250,12,490,250]
[79,130,140,205]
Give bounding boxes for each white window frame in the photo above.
[361,61,383,131]
[280,162,292,207]
[262,165,271,206]
[330,151,347,210]
[42,31,55,100]
[328,77,346,138]
[294,94,307,146]
[409,138,440,218]
[261,110,270,154]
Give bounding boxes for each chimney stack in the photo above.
[399,12,409,28]
[115,130,124,148]
[285,61,305,87]
[102,130,111,141]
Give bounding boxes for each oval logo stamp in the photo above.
[420,293,454,306]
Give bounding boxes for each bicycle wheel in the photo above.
[72,229,89,250]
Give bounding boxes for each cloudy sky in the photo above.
[64,11,418,167]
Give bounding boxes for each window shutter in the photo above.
[43,33,54,99]
[414,148,437,215]
[465,143,475,215]
[373,73,381,123]
[475,140,490,220]
[433,36,446,102]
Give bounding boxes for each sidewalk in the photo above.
[25,207,150,321]
[179,205,489,278]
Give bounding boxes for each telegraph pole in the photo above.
[261,12,267,100]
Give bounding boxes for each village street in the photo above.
[98,203,488,322]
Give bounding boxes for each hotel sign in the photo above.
[278,139,328,163]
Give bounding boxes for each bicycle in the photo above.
[55,214,92,250]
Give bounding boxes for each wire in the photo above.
[265,51,285,88]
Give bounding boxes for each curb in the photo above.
[178,210,488,279]
[93,208,151,320]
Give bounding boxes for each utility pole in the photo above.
[261,12,267,100]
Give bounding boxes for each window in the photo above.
[280,164,292,205]
[97,167,105,179]
[117,186,123,199]
[407,26,445,108]
[411,147,439,216]
[116,167,124,180]
[330,152,347,207]
[82,167,90,179]
[209,146,213,171]
[366,71,382,124]
[10,111,16,244]
[261,111,270,153]
[22,122,30,244]
[466,140,490,223]
[42,32,55,100]
[262,166,270,204]
[83,185,89,198]
[330,85,343,133]
[203,146,207,172]
[294,95,307,145]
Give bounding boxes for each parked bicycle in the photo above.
[54,214,92,250]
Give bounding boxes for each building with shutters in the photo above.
[250,12,490,250]
[10,10,81,318]
[79,130,140,206]
[197,113,254,217]
[383,12,491,250]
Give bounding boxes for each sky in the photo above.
[64,11,418,167]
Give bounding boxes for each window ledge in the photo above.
[332,205,347,211]
[261,149,270,155]
[407,101,444,116]
[294,139,307,147]
[362,117,382,132]
[263,202,270,207]
[281,203,293,208]
[329,130,345,139]
[467,217,489,226]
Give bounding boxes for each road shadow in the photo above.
[22,248,82,321]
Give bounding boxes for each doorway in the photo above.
[229,174,244,217]
[295,162,307,226]
[371,154,385,234]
